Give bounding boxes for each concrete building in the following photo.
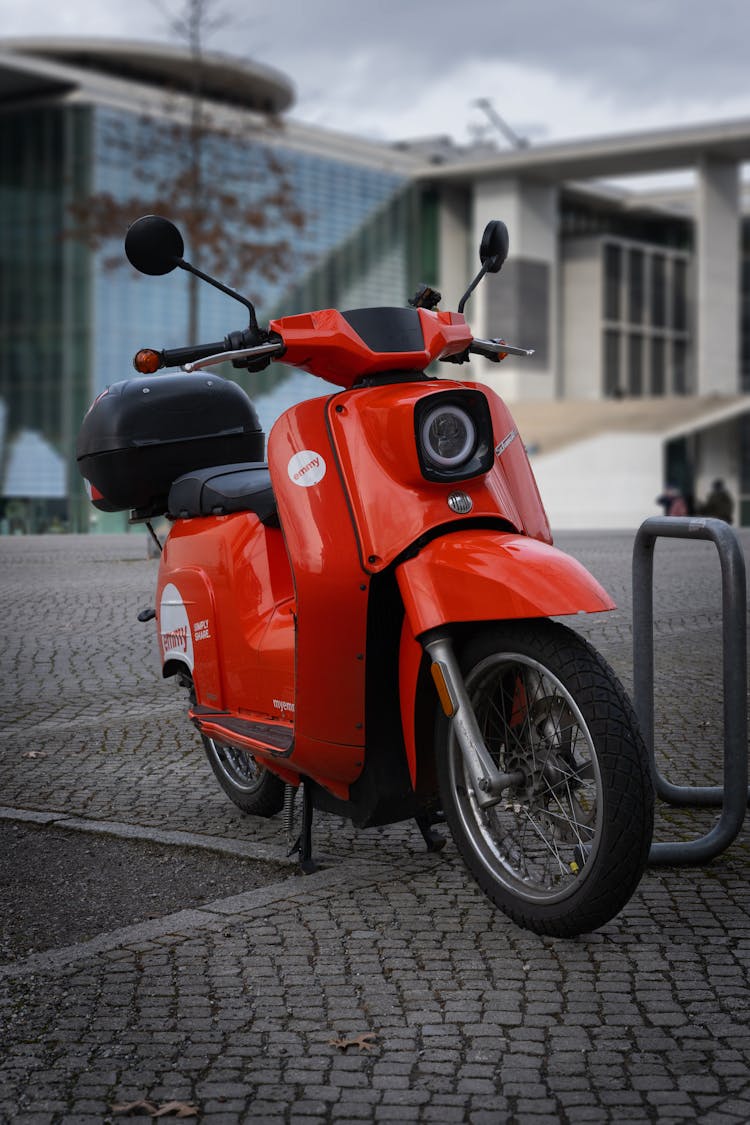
[414,125,750,527]
[1,37,750,530]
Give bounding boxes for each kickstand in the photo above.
[415,814,446,853]
[293,780,318,874]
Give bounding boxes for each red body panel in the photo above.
[267,396,370,788]
[396,530,615,638]
[268,308,471,387]
[327,380,550,571]
[483,387,551,544]
[157,513,295,736]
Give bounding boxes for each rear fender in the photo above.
[396,530,614,639]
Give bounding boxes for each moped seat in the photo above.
[167,462,278,525]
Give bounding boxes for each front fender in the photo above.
[395,530,614,638]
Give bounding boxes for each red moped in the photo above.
[77,215,653,937]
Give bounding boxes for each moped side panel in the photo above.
[396,530,615,638]
[327,380,551,573]
[158,514,295,719]
[157,559,223,709]
[267,396,369,785]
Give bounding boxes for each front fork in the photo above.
[423,634,524,810]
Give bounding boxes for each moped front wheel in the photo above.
[435,619,654,938]
[202,736,286,817]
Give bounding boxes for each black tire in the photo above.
[202,735,286,817]
[435,619,654,937]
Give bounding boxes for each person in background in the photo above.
[700,479,734,524]
[656,485,688,517]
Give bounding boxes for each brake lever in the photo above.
[182,341,284,372]
[471,337,535,361]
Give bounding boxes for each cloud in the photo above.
[3,0,750,145]
[236,0,750,141]
[289,53,750,150]
[239,0,750,105]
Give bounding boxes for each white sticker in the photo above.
[159,582,195,670]
[288,450,327,487]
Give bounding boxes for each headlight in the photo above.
[414,389,494,482]
[421,405,477,469]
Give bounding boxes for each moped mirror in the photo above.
[458,219,511,314]
[479,220,509,273]
[125,213,263,336]
[125,215,185,276]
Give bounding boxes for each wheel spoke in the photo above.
[450,645,606,905]
[211,740,264,793]
[202,734,285,819]
[439,623,653,935]
[521,808,570,878]
[540,796,595,847]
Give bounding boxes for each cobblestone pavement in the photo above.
[1,529,749,1123]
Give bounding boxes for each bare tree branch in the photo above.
[65,0,306,338]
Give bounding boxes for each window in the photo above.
[628,334,643,396]
[673,339,688,394]
[598,242,691,401]
[604,330,621,396]
[604,243,621,321]
[628,249,644,324]
[673,259,687,331]
[651,255,667,327]
[651,337,665,395]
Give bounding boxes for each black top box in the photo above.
[76,372,265,516]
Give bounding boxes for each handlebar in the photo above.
[163,341,227,368]
[133,333,284,375]
[133,339,226,374]
[133,324,532,378]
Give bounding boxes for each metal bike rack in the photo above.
[632,516,748,866]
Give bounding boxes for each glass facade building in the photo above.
[0,49,420,531]
[0,104,92,531]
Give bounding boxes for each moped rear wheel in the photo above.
[435,619,653,937]
[202,736,286,817]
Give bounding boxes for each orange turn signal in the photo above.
[430,661,456,717]
[133,348,162,374]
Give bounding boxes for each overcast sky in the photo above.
[4,0,750,150]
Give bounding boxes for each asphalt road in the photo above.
[1,528,749,1124]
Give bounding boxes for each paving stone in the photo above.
[2,531,750,1123]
